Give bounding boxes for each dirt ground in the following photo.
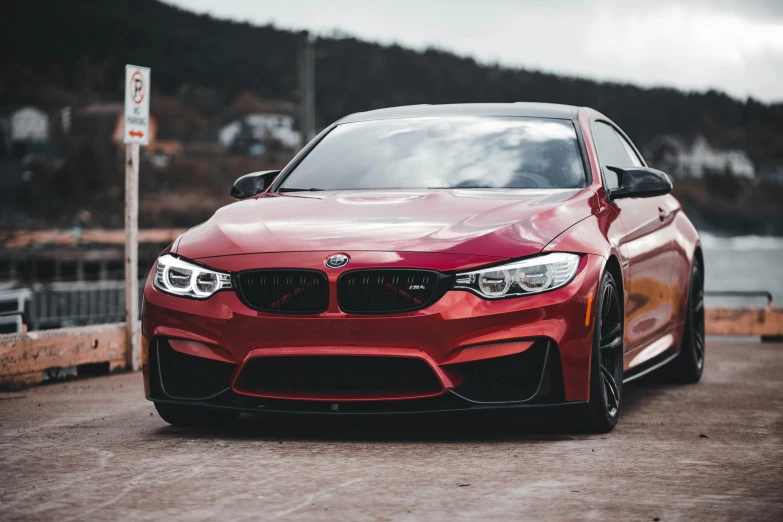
[1,339,781,521]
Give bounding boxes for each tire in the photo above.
[578,270,624,433]
[662,261,705,383]
[154,402,240,427]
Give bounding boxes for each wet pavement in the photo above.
[1,340,781,521]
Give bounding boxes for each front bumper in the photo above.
[142,251,603,413]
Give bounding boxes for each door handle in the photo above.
[658,207,669,221]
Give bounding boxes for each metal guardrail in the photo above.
[1,281,144,332]
[705,291,774,306]
[28,280,144,331]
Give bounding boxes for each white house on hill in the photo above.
[1,106,49,143]
[219,92,302,152]
[219,113,300,150]
[644,134,754,179]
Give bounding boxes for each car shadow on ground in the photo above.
[153,377,671,443]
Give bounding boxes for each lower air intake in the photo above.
[449,340,552,403]
[156,339,236,400]
[234,356,443,399]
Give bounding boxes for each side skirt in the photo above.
[622,351,679,384]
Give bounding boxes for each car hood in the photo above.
[176,188,596,260]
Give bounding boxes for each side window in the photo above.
[591,121,640,189]
[618,136,643,167]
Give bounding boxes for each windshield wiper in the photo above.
[278,187,326,193]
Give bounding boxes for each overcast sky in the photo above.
[164,0,783,103]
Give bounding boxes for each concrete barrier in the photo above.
[705,306,783,339]
[0,323,131,389]
[1,306,781,389]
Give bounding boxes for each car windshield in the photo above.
[277,116,586,191]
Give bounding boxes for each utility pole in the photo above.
[300,32,316,147]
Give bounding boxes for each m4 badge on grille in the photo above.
[325,253,350,269]
[409,284,426,290]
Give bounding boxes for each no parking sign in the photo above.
[124,65,150,145]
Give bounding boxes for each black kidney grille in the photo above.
[236,270,328,313]
[338,270,448,313]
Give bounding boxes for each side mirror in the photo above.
[606,166,673,200]
[230,170,281,199]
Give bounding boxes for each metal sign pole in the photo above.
[125,143,140,371]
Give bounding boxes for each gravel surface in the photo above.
[1,340,781,521]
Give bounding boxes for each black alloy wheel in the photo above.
[666,261,705,383]
[598,275,624,419]
[580,270,624,433]
[690,264,706,372]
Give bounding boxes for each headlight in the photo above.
[153,254,232,299]
[454,253,580,299]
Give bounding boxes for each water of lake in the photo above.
[700,232,783,306]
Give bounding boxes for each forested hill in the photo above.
[4,0,783,163]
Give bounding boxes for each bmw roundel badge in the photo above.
[325,254,350,269]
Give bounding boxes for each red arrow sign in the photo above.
[129,130,144,138]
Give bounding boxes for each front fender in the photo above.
[543,210,622,261]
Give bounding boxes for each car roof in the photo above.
[340,103,581,124]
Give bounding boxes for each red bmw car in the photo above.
[142,103,705,433]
